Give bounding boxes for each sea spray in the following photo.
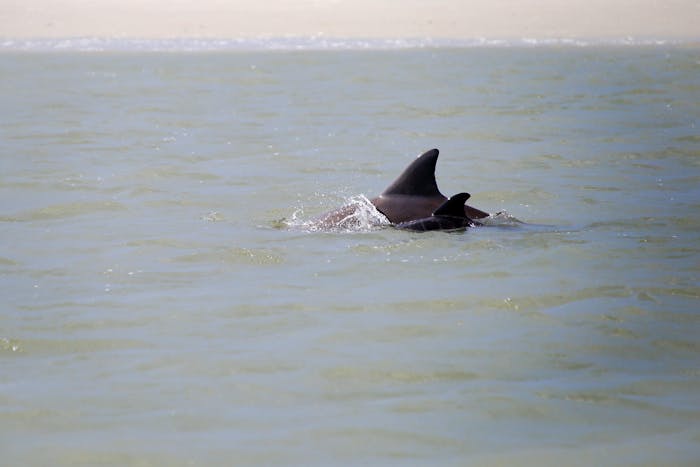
[286,194,390,233]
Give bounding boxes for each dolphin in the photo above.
[395,192,480,231]
[371,148,488,223]
[313,149,489,227]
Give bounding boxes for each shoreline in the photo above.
[2,1,699,42]
[2,36,698,53]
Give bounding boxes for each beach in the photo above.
[1,0,699,40]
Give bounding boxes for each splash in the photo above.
[283,194,390,233]
[279,200,527,233]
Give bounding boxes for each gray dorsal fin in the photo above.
[380,149,443,197]
[433,192,471,217]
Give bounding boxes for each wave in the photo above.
[1,36,694,52]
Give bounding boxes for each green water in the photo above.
[1,47,699,465]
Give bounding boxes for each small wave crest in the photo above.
[282,194,390,233]
[480,210,525,227]
[0,36,690,52]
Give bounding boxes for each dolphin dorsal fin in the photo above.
[433,192,471,217]
[380,149,443,197]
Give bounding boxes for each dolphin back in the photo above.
[433,192,471,217]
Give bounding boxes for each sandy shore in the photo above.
[1,0,699,39]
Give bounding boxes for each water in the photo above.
[1,44,699,465]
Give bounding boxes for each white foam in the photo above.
[286,194,390,233]
[0,36,692,52]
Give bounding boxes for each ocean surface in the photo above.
[1,40,699,465]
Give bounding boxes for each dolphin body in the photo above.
[395,192,480,231]
[314,149,489,227]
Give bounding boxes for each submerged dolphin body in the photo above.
[313,149,489,228]
[395,192,480,231]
